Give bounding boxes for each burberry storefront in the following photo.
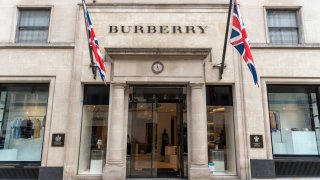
[74,48,239,180]
[77,47,213,178]
[4,0,320,179]
[65,3,245,180]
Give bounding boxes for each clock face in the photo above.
[152,61,164,74]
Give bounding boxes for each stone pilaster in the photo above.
[189,83,210,180]
[103,82,126,180]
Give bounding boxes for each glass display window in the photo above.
[78,85,109,175]
[0,84,49,165]
[267,85,320,156]
[206,86,236,175]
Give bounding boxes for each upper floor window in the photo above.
[16,9,51,44]
[267,10,300,45]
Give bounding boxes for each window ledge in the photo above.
[209,174,239,178]
[75,175,102,180]
[251,43,320,49]
[0,43,75,49]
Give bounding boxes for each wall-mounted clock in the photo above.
[152,61,164,74]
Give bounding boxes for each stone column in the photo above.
[189,83,210,180]
[103,82,126,180]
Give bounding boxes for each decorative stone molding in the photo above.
[82,3,229,10]
[190,83,204,89]
[0,43,75,49]
[110,81,126,88]
[251,43,320,49]
[105,48,211,60]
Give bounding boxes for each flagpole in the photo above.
[82,0,97,80]
[219,0,233,80]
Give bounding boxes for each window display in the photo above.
[0,84,49,164]
[206,86,236,175]
[78,85,109,175]
[268,85,320,156]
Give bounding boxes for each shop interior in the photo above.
[78,85,110,175]
[268,91,320,155]
[0,85,48,164]
[207,106,236,175]
[126,86,187,178]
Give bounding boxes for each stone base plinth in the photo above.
[189,165,210,180]
[103,164,125,180]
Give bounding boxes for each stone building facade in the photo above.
[0,0,320,179]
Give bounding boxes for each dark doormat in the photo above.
[157,168,179,178]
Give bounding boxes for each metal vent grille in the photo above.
[0,167,39,179]
[275,160,320,177]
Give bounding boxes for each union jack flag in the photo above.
[82,0,107,84]
[230,0,259,86]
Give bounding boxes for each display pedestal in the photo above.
[287,131,318,155]
[213,161,224,171]
[0,149,18,161]
[165,146,178,170]
[90,160,103,174]
[273,131,318,155]
[209,150,225,173]
[90,150,104,174]
[165,146,177,155]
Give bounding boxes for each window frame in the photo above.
[267,84,320,158]
[15,7,52,44]
[0,83,50,166]
[206,85,238,176]
[77,84,110,175]
[264,7,304,45]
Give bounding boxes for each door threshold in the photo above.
[126,178,187,180]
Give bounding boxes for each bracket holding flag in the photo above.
[217,0,233,78]
[82,0,107,84]
[219,0,259,86]
[89,63,97,80]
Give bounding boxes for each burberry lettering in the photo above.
[108,25,208,34]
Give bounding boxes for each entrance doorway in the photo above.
[126,86,188,178]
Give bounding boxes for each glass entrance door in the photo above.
[126,86,188,178]
[127,102,156,178]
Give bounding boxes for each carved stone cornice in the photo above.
[105,48,211,60]
[110,81,126,88]
[190,82,204,89]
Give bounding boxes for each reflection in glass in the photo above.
[207,106,236,175]
[267,10,299,44]
[0,84,49,164]
[78,105,108,174]
[268,85,320,156]
[78,85,109,175]
[17,10,50,44]
[127,102,155,177]
[206,86,236,175]
[126,86,188,178]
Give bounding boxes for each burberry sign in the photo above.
[108,25,208,34]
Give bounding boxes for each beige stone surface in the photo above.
[1,0,320,179]
[0,0,79,43]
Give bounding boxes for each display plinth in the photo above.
[90,150,104,174]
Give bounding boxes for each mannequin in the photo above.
[160,129,169,157]
[96,139,103,150]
